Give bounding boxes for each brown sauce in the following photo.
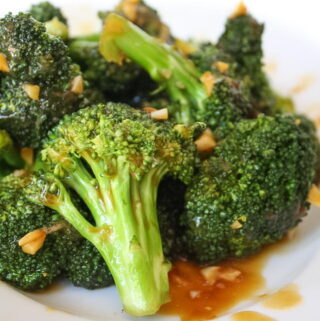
[159,236,292,321]
[231,311,276,321]
[262,283,302,310]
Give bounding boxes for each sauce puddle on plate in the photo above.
[231,311,276,321]
[262,283,302,310]
[160,236,292,321]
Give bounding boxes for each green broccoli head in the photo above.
[0,174,81,290]
[198,77,254,139]
[29,1,67,24]
[179,114,318,264]
[99,0,172,41]
[217,13,277,114]
[190,42,237,76]
[0,13,84,148]
[25,103,201,316]
[69,36,144,98]
[99,13,254,135]
[66,240,114,289]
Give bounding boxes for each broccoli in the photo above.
[0,174,82,290]
[217,12,277,114]
[69,35,144,99]
[189,42,238,76]
[24,102,201,316]
[0,13,85,148]
[99,14,254,138]
[178,114,318,264]
[28,1,68,40]
[29,1,67,24]
[66,240,114,289]
[0,130,24,173]
[99,0,173,42]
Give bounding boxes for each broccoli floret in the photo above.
[99,14,253,137]
[0,175,82,290]
[217,13,277,114]
[29,2,68,40]
[99,0,173,42]
[69,35,144,98]
[29,1,67,24]
[178,114,318,264]
[24,102,201,316]
[0,13,85,148]
[190,42,238,76]
[66,240,114,289]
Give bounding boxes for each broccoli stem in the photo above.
[0,130,24,169]
[39,156,171,316]
[99,13,207,124]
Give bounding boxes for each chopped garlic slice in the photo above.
[195,129,216,152]
[18,229,47,255]
[150,108,168,120]
[200,71,216,96]
[0,53,10,73]
[71,75,84,94]
[22,84,40,100]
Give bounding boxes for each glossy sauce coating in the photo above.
[160,237,291,321]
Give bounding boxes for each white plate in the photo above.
[1,1,320,320]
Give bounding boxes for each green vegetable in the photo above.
[99,0,173,41]
[179,114,318,263]
[69,35,144,98]
[29,1,67,24]
[25,102,201,316]
[66,240,114,289]
[217,13,277,114]
[0,175,81,290]
[0,13,85,148]
[99,14,253,137]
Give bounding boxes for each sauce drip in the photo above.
[160,237,291,321]
[262,283,302,310]
[232,311,276,321]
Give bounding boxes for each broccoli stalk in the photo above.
[25,103,200,316]
[99,13,206,124]
[31,169,170,315]
[0,130,24,169]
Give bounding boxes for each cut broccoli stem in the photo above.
[31,156,171,315]
[0,130,24,169]
[99,13,206,124]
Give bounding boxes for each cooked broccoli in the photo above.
[217,12,277,114]
[189,42,238,76]
[99,14,254,138]
[0,174,82,290]
[66,240,114,289]
[99,0,173,42]
[29,2,68,40]
[29,1,67,24]
[178,114,318,263]
[0,13,85,148]
[69,35,144,98]
[24,102,200,316]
